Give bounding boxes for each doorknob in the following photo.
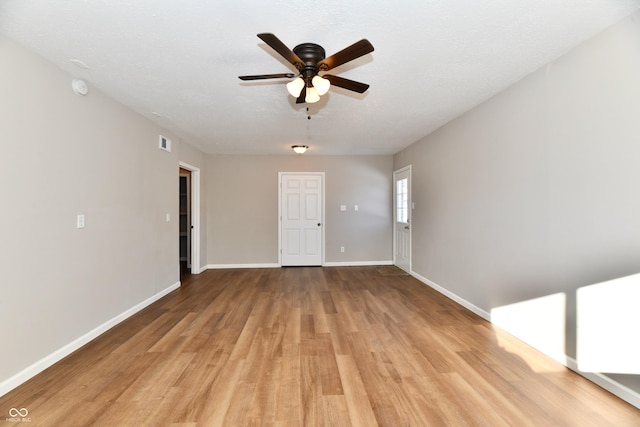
[404,226,410,230]
[317,223,321,226]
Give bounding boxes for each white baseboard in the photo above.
[204,263,280,269]
[323,260,394,267]
[409,271,640,409]
[0,281,180,398]
[204,261,393,269]
[564,357,640,408]
[411,271,491,320]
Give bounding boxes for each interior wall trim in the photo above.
[323,260,394,267]
[411,271,491,320]
[0,281,181,397]
[204,261,394,270]
[205,263,280,269]
[564,357,640,409]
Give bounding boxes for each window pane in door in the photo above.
[396,178,408,223]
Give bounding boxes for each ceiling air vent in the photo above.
[159,135,171,152]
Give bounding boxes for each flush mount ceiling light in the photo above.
[239,33,374,104]
[292,145,308,154]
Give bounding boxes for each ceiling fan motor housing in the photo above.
[293,43,326,80]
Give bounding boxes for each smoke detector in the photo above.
[72,79,88,96]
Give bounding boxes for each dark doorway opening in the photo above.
[179,168,191,278]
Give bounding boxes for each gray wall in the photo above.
[205,155,393,266]
[394,12,640,393]
[0,36,203,390]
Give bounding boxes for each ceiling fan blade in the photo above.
[324,75,370,93]
[296,86,306,104]
[318,39,374,71]
[257,33,304,70]
[238,73,296,81]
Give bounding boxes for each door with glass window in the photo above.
[394,166,411,272]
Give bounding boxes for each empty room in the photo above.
[1,1,639,425]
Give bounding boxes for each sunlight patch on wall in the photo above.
[491,293,567,372]
[577,273,640,374]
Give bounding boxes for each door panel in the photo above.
[304,228,318,253]
[286,229,300,254]
[305,194,318,220]
[280,173,323,266]
[287,194,300,219]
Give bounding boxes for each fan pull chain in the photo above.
[307,107,311,120]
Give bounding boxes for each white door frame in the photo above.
[179,161,201,274]
[278,172,325,266]
[393,165,412,273]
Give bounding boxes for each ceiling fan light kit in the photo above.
[305,85,321,104]
[286,77,305,97]
[311,75,331,96]
[239,33,374,104]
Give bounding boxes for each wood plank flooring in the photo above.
[1,266,639,426]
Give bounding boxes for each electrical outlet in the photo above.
[340,246,345,253]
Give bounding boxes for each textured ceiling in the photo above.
[1,1,638,155]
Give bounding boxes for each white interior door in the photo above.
[280,173,324,266]
[394,166,411,272]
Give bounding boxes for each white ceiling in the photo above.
[1,1,638,155]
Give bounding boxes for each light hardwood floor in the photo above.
[1,266,639,426]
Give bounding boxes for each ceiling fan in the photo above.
[238,33,374,104]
